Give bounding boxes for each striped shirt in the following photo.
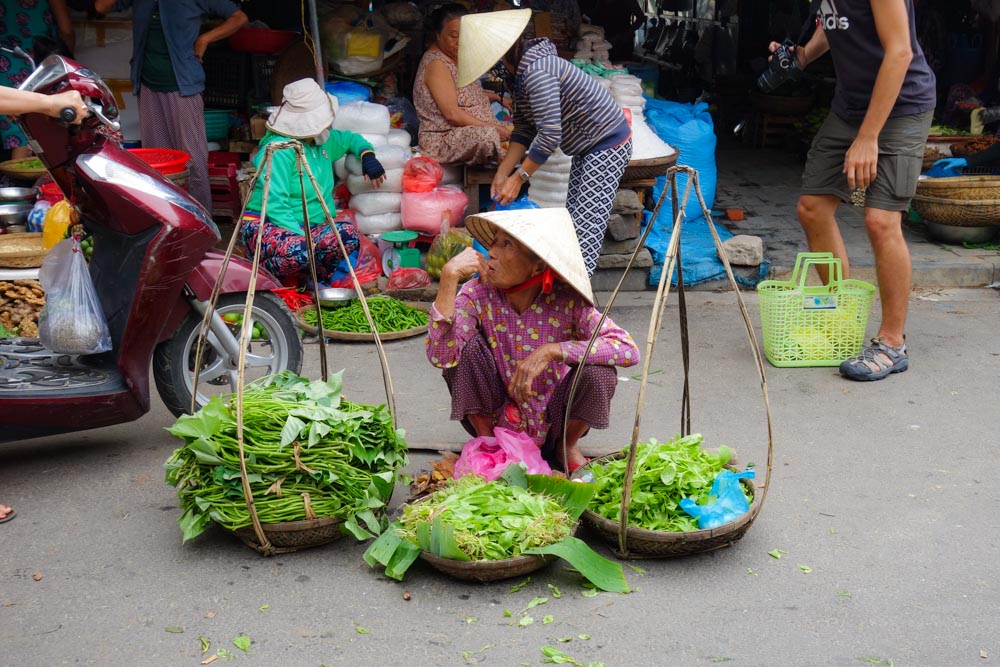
[511,39,630,166]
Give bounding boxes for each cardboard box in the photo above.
[250,117,267,140]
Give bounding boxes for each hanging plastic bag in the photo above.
[679,469,755,529]
[425,212,472,279]
[400,185,469,235]
[402,156,444,193]
[453,426,553,481]
[41,199,78,250]
[38,238,112,355]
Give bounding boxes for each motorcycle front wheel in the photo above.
[153,291,303,417]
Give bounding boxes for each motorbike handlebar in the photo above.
[59,107,77,123]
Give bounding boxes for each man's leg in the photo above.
[865,207,909,348]
[796,193,847,283]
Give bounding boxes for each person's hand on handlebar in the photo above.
[47,90,89,123]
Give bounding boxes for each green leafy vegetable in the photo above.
[542,615,554,624]
[232,635,251,652]
[510,577,532,593]
[547,583,562,598]
[588,435,747,532]
[356,626,369,635]
[164,371,408,542]
[798,564,812,573]
[768,549,785,559]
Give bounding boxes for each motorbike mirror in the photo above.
[0,45,35,70]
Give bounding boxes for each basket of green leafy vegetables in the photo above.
[165,371,409,554]
[572,434,758,558]
[364,465,629,591]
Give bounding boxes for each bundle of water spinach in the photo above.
[588,434,750,532]
[364,466,629,592]
[164,371,408,542]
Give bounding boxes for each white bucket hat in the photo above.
[456,9,531,88]
[465,208,594,305]
[266,79,340,139]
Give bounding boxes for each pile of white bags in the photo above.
[573,26,611,65]
[527,149,572,209]
[596,72,676,162]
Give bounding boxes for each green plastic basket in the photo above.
[204,108,231,141]
[757,253,875,367]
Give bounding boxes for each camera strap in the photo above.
[794,0,824,46]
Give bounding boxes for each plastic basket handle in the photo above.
[789,252,843,290]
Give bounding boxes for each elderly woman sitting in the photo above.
[426,208,640,472]
[412,3,511,165]
[241,79,385,285]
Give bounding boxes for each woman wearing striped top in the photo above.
[457,10,633,277]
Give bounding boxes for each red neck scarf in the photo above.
[503,267,555,296]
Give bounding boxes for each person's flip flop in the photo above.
[0,506,15,524]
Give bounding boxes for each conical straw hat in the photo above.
[456,9,531,88]
[465,208,594,305]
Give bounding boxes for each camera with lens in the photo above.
[756,40,803,93]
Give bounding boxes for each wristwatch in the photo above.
[515,165,531,183]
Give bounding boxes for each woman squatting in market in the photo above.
[456,9,632,277]
[425,207,640,473]
[240,79,386,285]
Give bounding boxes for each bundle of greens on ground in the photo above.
[589,434,751,532]
[364,466,629,592]
[164,371,408,542]
[300,296,429,333]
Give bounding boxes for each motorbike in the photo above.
[0,54,303,443]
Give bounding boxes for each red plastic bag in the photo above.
[402,156,444,192]
[328,227,383,288]
[387,267,431,290]
[453,427,553,481]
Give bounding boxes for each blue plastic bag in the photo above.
[644,98,717,223]
[325,81,371,106]
[679,469,755,529]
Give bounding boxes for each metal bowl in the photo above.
[0,187,35,202]
[0,202,32,227]
[924,220,1000,245]
[316,287,358,306]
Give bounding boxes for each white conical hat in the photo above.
[456,9,531,88]
[465,208,593,305]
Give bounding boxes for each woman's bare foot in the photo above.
[0,504,15,524]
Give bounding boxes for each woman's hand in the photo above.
[495,123,512,142]
[490,169,508,201]
[495,172,522,206]
[509,343,561,404]
[441,247,485,284]
[361,152,386,188]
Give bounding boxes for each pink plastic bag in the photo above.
[400,186,469,235]
[453,427,553,481]
[402,156,444,192]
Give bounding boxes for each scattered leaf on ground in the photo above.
[258,604,269,612]
[519,597,548,614]
[768,549,785,559]
[510,577,531,593]
[858,658,894,666]
[541,645,585,665]
[709,658,734,663]
[461,644,494,664]
[164,626,184,634]
[199,636,211,653]
[798,564,813,573]
[355,626,369,635]
[215,648,235,661]
[747,568,757,576]
[232,634,251,652]
[503,610,513,618]
[578,634,591,640]
[581,588,599,598]
[547,583,563,598]
[555,636,573,643]
[837,591,851,597]
[542,615,554,624]
[204,611,217,619]
[32,572,43,582]
[626,564,647,575]
[517,616,534,628]
[465,617,479,624]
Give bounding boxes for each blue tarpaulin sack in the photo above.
[679,469,755,529]
[644,98,717,223]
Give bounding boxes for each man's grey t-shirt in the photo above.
[818,0,936,121]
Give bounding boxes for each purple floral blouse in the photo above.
[426,279,640,446]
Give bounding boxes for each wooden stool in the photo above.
[462,165,496,214]
[753,112,797,149]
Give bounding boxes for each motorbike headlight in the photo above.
[77,153,217,231]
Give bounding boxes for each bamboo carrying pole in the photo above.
[563,165,775,558]
[188,140,398,555]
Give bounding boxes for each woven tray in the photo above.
[232,515,345,553]
[916,175,1000,201]
[0,233,47,268]
[418,551,557,582]
[622,153,678,181]
[911,195,1000,227]
[294,300,430,342]
[0,157,46,181]
[572,452,759,559]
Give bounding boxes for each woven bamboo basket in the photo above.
[164,168,191,190]
[0,233,48,268]
[911,195,1000,227]
[557,166,774,560]
[915,175,1000,200]
[622,153,678,181]
[573,454,758,558]
[233,515,345,553]
[418,551,557,582]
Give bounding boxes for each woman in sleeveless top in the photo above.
[413,4,510,165]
